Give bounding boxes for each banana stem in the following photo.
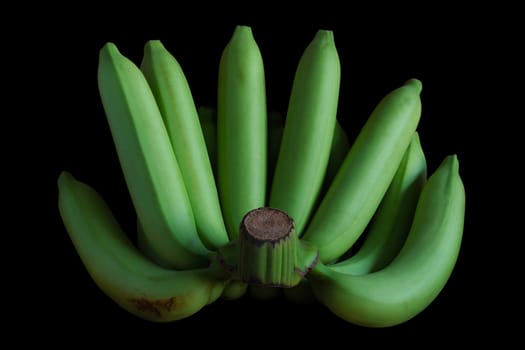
[236,208,318,287]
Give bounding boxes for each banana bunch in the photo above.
[58,25,465,327]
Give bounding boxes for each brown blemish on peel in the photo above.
[130,297,176,318]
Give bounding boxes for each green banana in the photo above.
[136,218,159,265]
[198,107,280,200]
[330,132,427,274]
[269,29,341,235]
[221,280,248,300]
[279,122,348,304]
[194,107,285,295]
[303,79,422,263]
[218,25,267,240]
[98,42,209,269]
[197,106,218,177]
[58,26,463,327]
[140,40,229,251]
[58,172,227,322]
[267,110,284,192]
[309,155,465,327]
[323,120,350,192]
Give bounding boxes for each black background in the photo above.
[19,5,516,345]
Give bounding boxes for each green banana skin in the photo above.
[58,172,227,322]
[323,120,350,192]
[98,42,209,269]
[310,120,351,219]
[141,41,229,251]
[309,155,465,327]
[221,280,248,300]
[218,25,267,240]
[136,219,161,266]
[267,110,284,193]
[198,107,281,201]
[269,29,341,235]
[331,132,427,274]
[280,122,349,304]
[267,114,349,202]
[303,79,423,263]
[197,106,218,177]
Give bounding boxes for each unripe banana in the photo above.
[98,42,208,269]
[323,121,350,192]
[221,280,248,300]
[331,132,427,274]
[136,218,159,265]
[197,106,218,177]
[218,25,267,240]
[267,110,283,192]
[140,41,229,251]
[269,30,341,235]
[58,172,227,322]
[309,155,465,327]
[303,79,422,263]
[199,107,280,188]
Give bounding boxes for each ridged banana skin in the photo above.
[58,172,226,322]
[140,41,229,251]
[309,155,465,327]
[98,42,208,269]
[331,132,427,274]
[269,30,341,235]
[303,79,422,263]
[218,26,267,240]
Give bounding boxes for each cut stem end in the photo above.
[237,207,318,287]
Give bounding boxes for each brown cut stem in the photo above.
[240,207,294,245]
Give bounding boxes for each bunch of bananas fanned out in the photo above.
[58,25,465,327]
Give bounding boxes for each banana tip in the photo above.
[232,25,254,41]
[449,153,459,167]
[441,154,460,174]
[314,29,335,46]
[58,171,74,190]
[404,78,422,93]
[143,39,164,52]
[99,42,122,62]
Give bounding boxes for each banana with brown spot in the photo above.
[58,172,227,322]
